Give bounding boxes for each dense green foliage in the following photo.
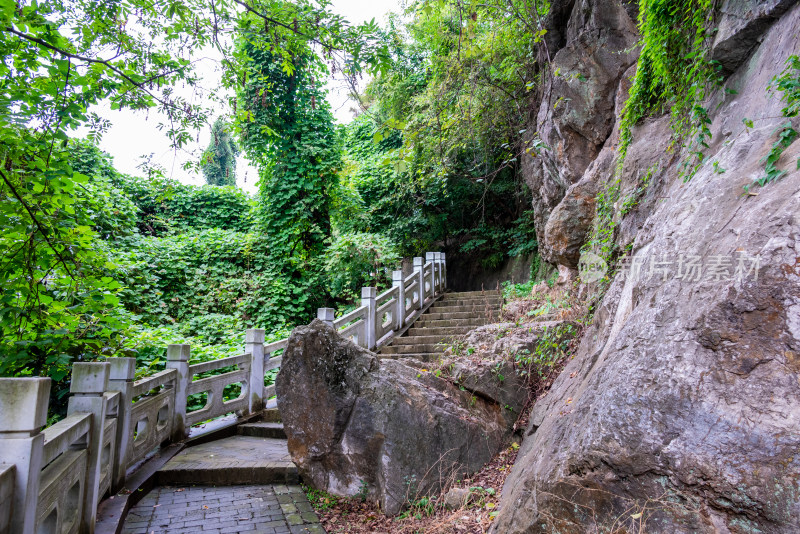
[233,3,342,315]
[0,0,391,415]
[368,1,545,181]
[115,175,254,235]
[239,49,338,268]
[202,118,240,186]
[0,0,544,417]
[0,0,221,400]
[335,0,544,269]
[618,0,718,178]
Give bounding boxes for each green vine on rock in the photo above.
[618,0,718,178]
[750,55,800,189]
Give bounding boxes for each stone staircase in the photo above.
[237,407,287,439]
[379,290,503,361]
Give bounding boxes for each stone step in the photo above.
[379,353,440,362]
[415,317,493,328]
[381,343,446,355]
[436,298,504,307]
[157,435,298,485]
[414,312,496,327]
[392,335,458,345]
[423,311,499,321]
[444,290,502,298]
[430,303,502,313]
[238,421,286,439]
[408,326,475,336]
[262,408,282,423]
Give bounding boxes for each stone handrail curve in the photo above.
[188,352,250,377]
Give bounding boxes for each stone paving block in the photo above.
[276,494,294,504]
[280,503,297,514]
[295,501,313,513]
[286,513,304,526]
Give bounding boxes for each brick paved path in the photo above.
[122,485,325,534]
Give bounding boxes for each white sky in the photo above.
[90,0,400,194]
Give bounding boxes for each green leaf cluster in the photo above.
[618,0,719,177]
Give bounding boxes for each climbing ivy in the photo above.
[618,0,720,178]
[235,6,340,285]
[116,174,255,235]
[752,55,800,188]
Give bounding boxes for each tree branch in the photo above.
[231,0,341,52]
[4,26,188,110]
[0,168,76,281]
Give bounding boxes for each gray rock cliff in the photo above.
[493,0,800,532]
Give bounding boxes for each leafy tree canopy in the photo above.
[0,0,388,405]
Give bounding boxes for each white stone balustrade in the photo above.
[0,465,13,534]
[0,251,446,534]
[128,368,179,464]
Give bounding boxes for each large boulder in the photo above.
[275,320,512,515]
[491,4,800,532]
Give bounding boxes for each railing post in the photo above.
[433,252,442,292]
[392,270,404,331]
[246,329,265,415]
[107,358,135,492]
[413,257,424,310]
[0,378,49,534]
[166,344,190,442]
[432,252,441,293]
[361,287,377,350]
[426,252,437,297]
[317,308,335,327]
[439,252,447,290]
[67,362,111,533]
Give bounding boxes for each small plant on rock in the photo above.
[356,479,369,502]
[750,55,800,189]
[398,496,437,520]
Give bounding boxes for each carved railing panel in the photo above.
[186,353,251,427]
[128,370,177,468]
